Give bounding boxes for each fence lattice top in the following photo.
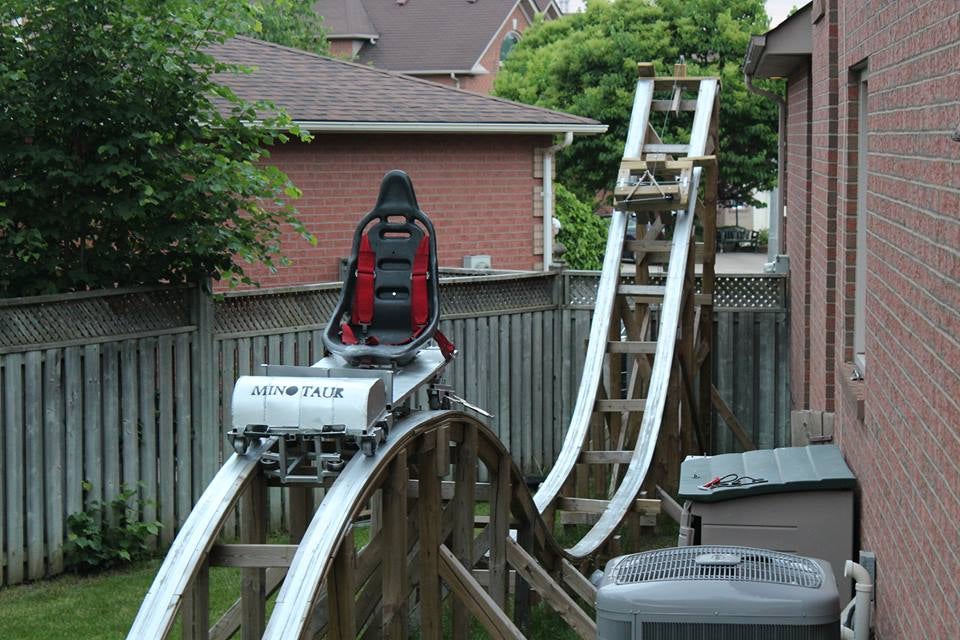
[0,271,785,351]
[564,272,786,309]
[0,287,193,351]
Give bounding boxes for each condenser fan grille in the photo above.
[612,545,823,588]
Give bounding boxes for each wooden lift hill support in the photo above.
[128,64,719,639]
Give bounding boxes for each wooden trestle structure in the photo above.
[128,64,719,639]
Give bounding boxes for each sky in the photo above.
[562,0,798,30]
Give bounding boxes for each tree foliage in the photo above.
[555,183,609,270]
[495,0,780,207]
[243,0,329,55]
[0,0,314,297]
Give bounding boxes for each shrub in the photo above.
[555,183,609,270]
[64,483,161,574]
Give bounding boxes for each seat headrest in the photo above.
[372,170,421,217]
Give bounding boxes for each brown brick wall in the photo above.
[834,1,960,637]
[786,66,812,410]
[808,0,840,412]
[788,0,960,636]
[231,133,549,288]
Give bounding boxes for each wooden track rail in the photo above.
[535,65,719,559]
[129,64,718,639]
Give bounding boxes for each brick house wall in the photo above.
[786,66,812,410]
[807,0,840,412]
[237,133,551,288]
[784,1,960,636]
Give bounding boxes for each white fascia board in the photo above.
[288,121,608,134]
[327,33,379,40]
[393,68,480,75]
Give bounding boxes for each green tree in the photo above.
[495,0,780,207]
[555,183,609,270]
[0,0,314,297]
[243,0,329,55]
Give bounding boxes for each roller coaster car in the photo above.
[322,169,453,367]
[226,172,456,469]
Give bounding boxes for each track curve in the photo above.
[264,409,574,639]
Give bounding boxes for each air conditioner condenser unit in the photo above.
[596,545,840,640]
[462,254,492,269]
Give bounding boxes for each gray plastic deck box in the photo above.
[677,445,856,597]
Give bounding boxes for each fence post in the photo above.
[192,281,218,487]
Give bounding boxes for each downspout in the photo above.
[542,131,574,270]
[449,72,460,90]
[744,71,787,261]
[840,560,873,640]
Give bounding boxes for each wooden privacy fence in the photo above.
[0,270,788,586]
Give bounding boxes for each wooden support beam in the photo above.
[561,559,597,606]
[239,473,266,640]
[452,423,478,640]
[505,537,597,640]
[620,155,716,171]
[616,284,666,302]
[438,545,524,640]
[614,183,683,199]
[607,340,657,354]
[559,510,657,527]
[327,527,356,640]
[407,480,491,501]
[578,450,634,464]
[417,445,442,640]
[382,451,408,637]
[595,399,646,413]
[436,423,450,477]
[513,524,534,634]
[623,241,705,265]
[287,486,313,545]
[209,544,298,568]
[651,99,699,111]
[182,561,210,640]
[488,456,511,608]
[676,353,705,454]
[209,568,286,640]
[652,77,713,90]
[558,496,660,516]
[711,385,756,451]
[472,514,519,526]
[470,568,518,592]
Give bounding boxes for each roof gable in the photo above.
[317,0,550,74]
[313,0,378,40]
[209,37,604,133]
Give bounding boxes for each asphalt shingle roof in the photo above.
[315,0,544,73]
[208,37,604,132]
[315,0,378,39]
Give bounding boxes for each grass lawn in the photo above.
[0,558,243,640]
[0,520,677,639]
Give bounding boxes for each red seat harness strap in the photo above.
[411,236,429,330]
[343,234,376,344]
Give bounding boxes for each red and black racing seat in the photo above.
[323,170,454,367]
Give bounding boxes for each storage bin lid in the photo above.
[678,444,855,502]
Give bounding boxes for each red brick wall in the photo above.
[234,133,549,288]
[327,40,359,59]
[789,1,960,636]
[786,66,812,410]
[808,0,840,412]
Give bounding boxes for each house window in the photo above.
[853,69,868,375]
[499,32,520,63]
